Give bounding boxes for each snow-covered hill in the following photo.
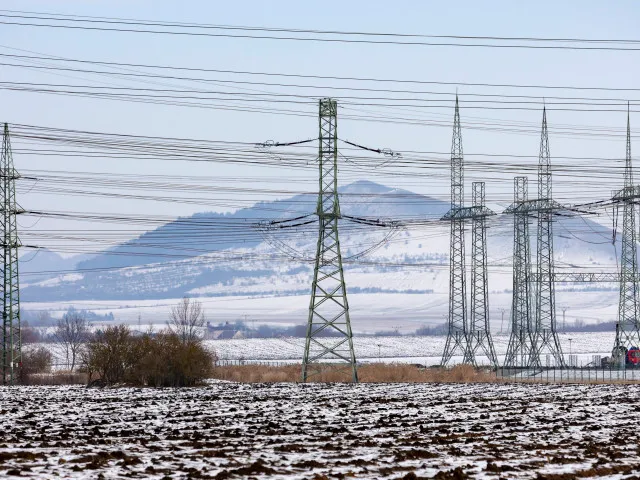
[19,248,91,282]
[21,180,622,302]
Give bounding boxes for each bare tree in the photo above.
[54,310,89,371]
[168,297,205,344]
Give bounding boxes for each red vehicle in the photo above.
[627,347,640,366]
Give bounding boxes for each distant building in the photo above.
[205,321,245,340]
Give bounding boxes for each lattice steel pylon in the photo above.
[1,123,21,385]
[532,107,565,367]
[441,95,470,366]
[504,177,538,368]
[301,98,358,383]
[468,182,498,367]
[613,105,640,360]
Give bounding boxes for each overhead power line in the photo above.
[1,12,640,51]
[3,50,640,93]
[2,10,640,44]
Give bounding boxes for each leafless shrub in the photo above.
[136,332,216,387]
[82,325,217,387]
[18,345,53,383]
[82,325,134,385]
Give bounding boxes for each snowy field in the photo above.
[209,332,616,367]
[1,382,640,479]
[23,290,622,334]
[36,332,617,370]
[36,331,616,371]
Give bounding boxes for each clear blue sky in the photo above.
[0,0,638,253]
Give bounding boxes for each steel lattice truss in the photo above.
[532,108,564,367]
[503,111,565,368]
[613,108,640,358]
[468,182,498,368]
[504,177,538,368]
[441,96,470,366]
[1,123,21,385]
[302,98,358,383]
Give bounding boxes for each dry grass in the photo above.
[211,363,499,383]
[22,371,88,385]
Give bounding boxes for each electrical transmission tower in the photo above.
[532,107,564,367]
[612,105,640,361]
[468,182,498,367]
[503,109,564,368]
[504,177,538,368]
[440,98,497,367]
[302,98,358,383]
[441,95,470,366]
[1,123,21,385]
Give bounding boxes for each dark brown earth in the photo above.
[1,382,639,478]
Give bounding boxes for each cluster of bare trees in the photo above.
[20,297,216,386]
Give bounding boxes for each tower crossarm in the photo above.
[503,199,564,214]
[441,205,495,220]
[613,185,640,201]
[531,272,633,283]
